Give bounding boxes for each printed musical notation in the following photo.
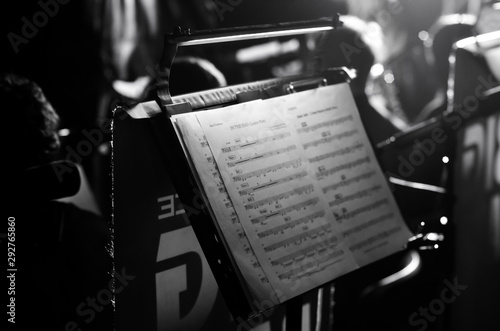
[257,210,325,238]
[250,198,321,224]
[172,111,277,304]
[303,129,359,150]
[232,159,301,182]
[173,83,412,306]
[269,237,337,266]
[308,142,364,163]
[263,224,332,252]
[315,156,371,180]
[322,171,376,194]
[296,114,353,134]
[238,170,307,196]
[221,132,291,153]
[328,185,382,207]
[277,248,345,280]
[227,145,297,167]
[244,184,314,210]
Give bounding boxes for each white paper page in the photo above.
[195,83,412,302]
[173,110,279,305]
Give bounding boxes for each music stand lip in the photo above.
[166,16,340,46]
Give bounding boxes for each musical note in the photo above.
[238,171,307,196]
[315,157,371,180]
[322,171,376,194]
[233,159,302,182]
[308,142,364,163]
[244,184,314,210]
[257,211,326,238]
[341,213,394,238]
[227,145,297,167]
[297,115,353,134]
[277,249,345,280]
[250,198,320,224]
[263,224,332,252]
[335,198,389,221]
[328,185,382,207]
[221,132,292,153]
[303,129,358,150]
[349,226,402,252]
[270,237,338,265]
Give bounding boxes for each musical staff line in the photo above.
[308,142,364,163]
[316,156,370,179]
[322,171,376,194]
[221,132,292,153]
[341,213,394,238]
[233,159,301,182]
[303,129,358,150]
[270,236,337,265]
[239,171,307,196]
[328,185,382,207]
[227,145,297,167]
[257,210,326,238]
[337,198,389,221]
[244,184,314,210]
[250,198,320,224]
[349,226,402,251]
[277,249,345,280]
[297,115,353,134]
[263,224,332,252]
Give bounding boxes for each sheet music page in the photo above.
[173,109,279,305]
[181,83,412,303]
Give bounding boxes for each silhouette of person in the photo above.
[2,73,113,330]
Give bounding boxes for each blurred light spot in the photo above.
[418,30,429,42]
[420,221,425,227]
[98,142,110,155]
[58,128,71,137]
[236,39,299,63]
[384,72,395,84]
[425,233,444,241]
[442,156,450,164]
[371,63,384,77]
[389,177,447,193]
[440,216,448,225]
[434,244,439,249]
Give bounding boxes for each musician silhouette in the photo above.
[2,73,113,330]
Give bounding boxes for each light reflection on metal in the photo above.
[378,250,421,287]
[176,26,334,47]
[389,176,447,194]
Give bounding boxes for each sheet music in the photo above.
[173,109,279,304]
[174,83,412,304]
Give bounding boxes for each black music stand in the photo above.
[135,16,444,330]
[150,17,346,331]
